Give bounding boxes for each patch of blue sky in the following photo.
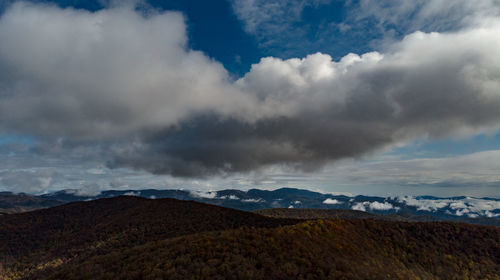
[387,133,500,159]
[0,134,37,147]
[147,0,263,75]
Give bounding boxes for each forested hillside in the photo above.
[0,197,499,280]
[0,196,297,279]
[33,219,500,280]
[255,208,408,220]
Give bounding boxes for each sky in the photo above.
[1,0,500,197]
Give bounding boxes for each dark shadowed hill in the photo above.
[32,219,500,280]
[0,196,298,279]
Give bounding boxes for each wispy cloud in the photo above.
[231,0,500,55]
[231,0,330,55]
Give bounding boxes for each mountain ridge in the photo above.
[1,187,498,225]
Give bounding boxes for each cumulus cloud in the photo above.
[323,198,342,205]
[2,1,500,180]
[113,24,500,176]
[0,2,260,139]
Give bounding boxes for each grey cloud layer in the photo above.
[1,2,500,177]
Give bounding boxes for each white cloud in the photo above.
[189,190,217,199]
[398,196,500,217]
[368,201,394,211]
[398,196,449,211]
[352,202,367,212]
[123,191,140,196]
[218,195,240,200]
[352,201,395,211]
[323,198,342,205]
[0,2,260,139]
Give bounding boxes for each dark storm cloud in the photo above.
[107,115,395,177]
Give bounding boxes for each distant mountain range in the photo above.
[1,187,499,226]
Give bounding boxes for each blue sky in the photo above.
[0,0,500,197]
